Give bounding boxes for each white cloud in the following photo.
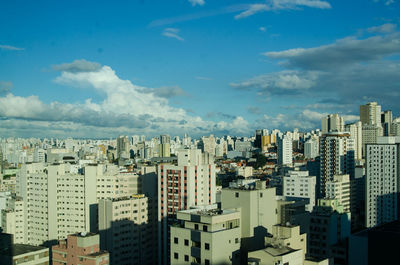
[264,33,400,70]
[162,28,184,41]
[189,0,205,6]
[235,4,270,19]
[259,26,267,32]
[0,60,252,137]
[367,23,397,33]
[235,0,330,19]
[0,45,24,51]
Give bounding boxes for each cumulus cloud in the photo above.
[189,0,205,6]
[259,27,267,32]
[0,60,253,137]
[53,59,102,73]
[367,23,397,33]
[0,45,24,51]
[162,28,184,41]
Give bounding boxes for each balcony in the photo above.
[191,246,201,258]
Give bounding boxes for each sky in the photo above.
[0,0,399,138]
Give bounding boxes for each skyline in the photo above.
[1,0,400,138]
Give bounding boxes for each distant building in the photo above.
[360,102,381,126]
[52,232,109,265]
[304,138,319,159]
[278,135,293,166]
[321,114,344,133]
[325,174,351,213]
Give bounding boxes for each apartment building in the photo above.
[283,170,316,212]
[52,232,109,265]
[170,205,241,265]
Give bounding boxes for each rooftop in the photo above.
[0,244,48,257]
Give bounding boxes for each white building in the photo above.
[16,162,97,246]
[321,114,345,133]
[319,132,354,198]
[325,174,351,213]
[304,137,319,159]
[278,135,293,166]
[360,102,381,126]
[362,124,383,157]
[1,195,25,243]
[158,149,216,264]
[365,137,400,228]
[170,205,241,265]
[283,170,316,212]
[98,195,151,265]
[345,121,362,161]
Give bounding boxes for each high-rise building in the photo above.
[52,232,109,265]
[308,199,351,264]
[117,136,130,159]
[1,195,24,244]
[98,195,151,265]
[360,102,381,126]
[283,170,316,212]
[365,136,400,228]
[321,114,345,133]
[345,121,362,161]
[325,174,351,213]
[158,149,216,264]
[361,125,383,157]
[221,179,278,256]
[277,135,293,166]
[170,205,241,265]
[16,163,97,246]
[200,135,216,156]
[381,110,393,136]
[319,132,354,198]
[304,137,319,159]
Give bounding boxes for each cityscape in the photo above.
[1,1,400,265]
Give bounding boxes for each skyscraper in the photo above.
[319,132,354,198]
[365,136,400,228]
[158,149,216,264]
[277,134,293,166]
[360,102,381,126]
[321,114,345,133]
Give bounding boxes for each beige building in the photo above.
[345,121,362,161]
[322,114,345,133]
[236,166,253,178]
[171,205,241,265]
[98,195,151,265]
[221,179,278,253]
[248,224,307,265]
[360,102,381,126]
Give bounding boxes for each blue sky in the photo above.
[0,0,399,138]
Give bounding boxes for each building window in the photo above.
[235,238,239,244]
[195,224,199,230]
[205,259,210,265]
[184,255,189,261]
[184,239,189,246]
[174,237,178,244]
[235,192,239,198]
[260,192,263,198]
[174,253,178,259]
[205,243,210,250]
[203,225,208,232]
